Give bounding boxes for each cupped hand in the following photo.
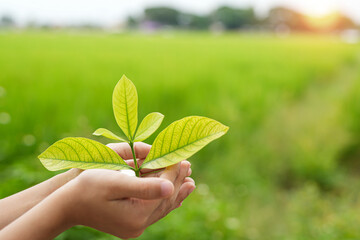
[58,142,196,239]
[108,142,195,210]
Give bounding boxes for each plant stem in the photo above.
[129,142,140,177]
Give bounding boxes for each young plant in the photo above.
[39,75,229,177]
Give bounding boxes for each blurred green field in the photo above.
[0,31,360,240]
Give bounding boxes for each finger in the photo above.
[143,163,182,213]
[159,162,181,183]
[107,143,132,159]
[184,177,195,184]
[187,167,192,177]
[140,163,165,175]
[173,182,196,209]
[109,174,174,200]
[134,142,152,159]
[145,161,188,213]
[174,161,191,193]
[107,142,151,160]
[140,168,165,178]
[159,161,191,210]
[147,181,195,225]
[65,168,83,179]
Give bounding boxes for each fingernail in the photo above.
[161,181,173,197]
[187,168,192,176]
[188,187,195,195]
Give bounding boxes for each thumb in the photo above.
[116,176,174,200]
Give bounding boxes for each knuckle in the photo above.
[107,174,122,190]
[76,172,92,186]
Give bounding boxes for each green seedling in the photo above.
[38,75,229,177]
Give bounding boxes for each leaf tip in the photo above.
[38,145,50,159]
[153,112,165,122]
[93,128,101,136]
[120,74,127,81]
[119,74,133,84]
[219,124,230,136]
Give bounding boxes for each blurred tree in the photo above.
[212,6,256,30]
[189,15,212,30]
[128,5,358,32]
[178,13,211,30]
[333,14,356,30]
[0,15,15,28]
[266,7,308,31]
[127,16,139,29]
[144,7,180,26]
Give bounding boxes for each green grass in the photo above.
[0,31,360,239]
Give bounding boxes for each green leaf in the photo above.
[38,137,131,171]
[134,112,164,142]
[93,128,128,142]
[113,75,138,141]
[141,116,229,169]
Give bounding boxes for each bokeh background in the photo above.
[1,1,360,239]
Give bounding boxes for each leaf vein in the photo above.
[68,138,95,163]
[144,129,225,166]
[176,118,193,149]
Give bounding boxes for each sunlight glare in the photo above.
[300,1,338,18]
[304,12,340,30]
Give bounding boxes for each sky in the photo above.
[0,0,359,26]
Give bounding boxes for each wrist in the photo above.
[39,177,83,234]
[0,182,78,240]
[41,185,77,235]
[52,179,82,228]
[35,169,83,229]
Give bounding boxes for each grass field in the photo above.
[0,31,360,239]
